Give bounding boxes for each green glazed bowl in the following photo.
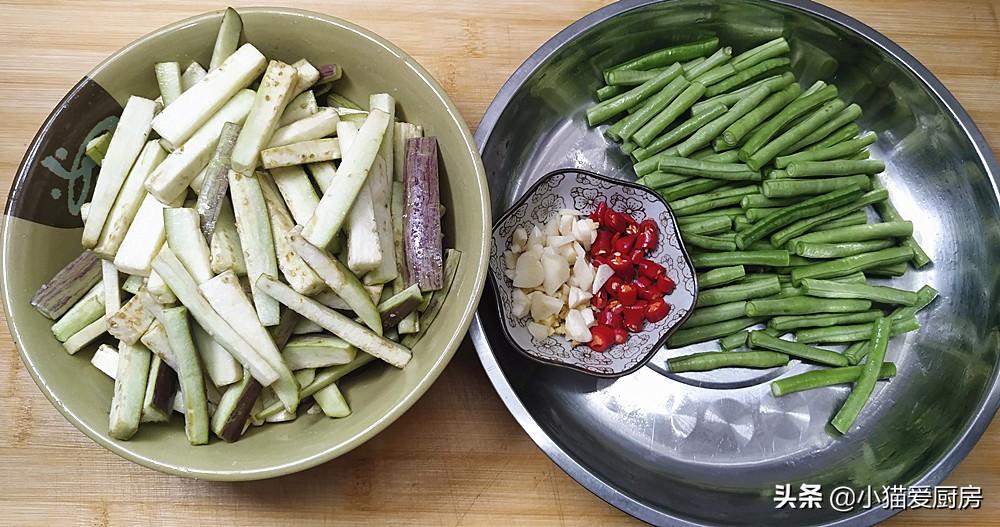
[1,7,489,480]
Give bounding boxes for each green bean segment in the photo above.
[633,104,727,166]
[768,188,888,247]
[657,157,762,182]
[667,317,768,348]
[604,37,720,78]
[800,279,918,306]
[695,275,781,308]
[690,250,790,269]
[695,265,746,288]
[747,330,848,367]
[771,363,896,396]
[789,246,914,285]
[745,297,872,317]
[792,239,895,259]
[791,220,913,246]
[668,350,789,373]
[785,159,886,177]
[831,317,893,433]
[795,315,918,344]
[768,310,884,332]
[775,131,877,168]
[762,174,871,198]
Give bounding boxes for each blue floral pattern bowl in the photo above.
[488,168,698,377]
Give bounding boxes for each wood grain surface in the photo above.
[1,1,999,525]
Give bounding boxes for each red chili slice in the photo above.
[617,283,638,305]
[638,259,665,281]
[590,201,608,224]
[591,230,613,258]
[604,275,624,295]
[612,233,636,254]
[655,275,676,294]
[613,327,629,344]
[589,324,615,352]
[628,248,645,263]
[604,211,631,234]
[607,254,635,281]
[636,219,658,250]
[623,305,644,332]
[644,298,671,323]
[592,290,608,309]
[637,283,661,302]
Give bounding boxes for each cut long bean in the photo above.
[800,278,918,306]
[807,123,861,151]
[739,84,839,161]
[735,186,864,249]
[695,275,781,307]
[690,72,795,115]
[636,171,692,189]
[795,315,918,344]
[789,246,914,285]
[732,38,790,70]
[775,131,877,168]
[721,83,802,147]
[792,239,894,259]
[719,330,750,350]
[831,317,892,433]
[603,37,720,78]
[810,210,870,232]
[747,330,848,367]
[703,57,791,98]
[682,47,733,79]
[684,301,748,328]
[659,178,731,202]
[690,250,790,269]
[790,220,912,246]
[633,104,727,165]
[695,265,746,288]
[871,178,932,268]
[675,215,732,236]
[658,157,761,181]
[633,82,707,147]
[606,67,672,86]
[746,99,848,171]
[769,188,887,247]
[587,64,683,126]
[771,362,896,396]
[609,76,691,141]
[675,85,772,157]
[667,316,767,348]
[671,185,759,216]
[682,232,737,252]
[768,310,884,332]
[844,285,937,364]
[762,174,871,198]
[740,194,799,209]
[668,350,789,373]
[745,297,872,317]
[786,159,885,177]
[781,104,863,154]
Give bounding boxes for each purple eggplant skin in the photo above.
[32,249,103,319]
[402,137,444,291]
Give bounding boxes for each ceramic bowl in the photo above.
[488,168,697,377]
[1,7,490,480]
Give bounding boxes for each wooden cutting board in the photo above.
[1,1,998,524]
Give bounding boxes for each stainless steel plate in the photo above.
[470,0,1000,525]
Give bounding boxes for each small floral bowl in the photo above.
[488,168,698,377]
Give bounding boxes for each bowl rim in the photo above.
[470,0,1000,525]
[487,167,698,378]
[1,6,491,481]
